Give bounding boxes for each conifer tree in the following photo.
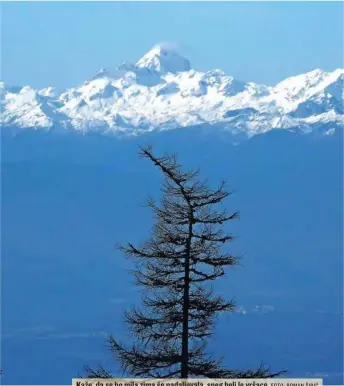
[86,146,285,379]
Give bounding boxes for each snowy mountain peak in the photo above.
[1,46,343,141]
[273,68,343,95]
[136,44,191,74]
[274,69,325,91]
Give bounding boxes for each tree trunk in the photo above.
[181,214,193,378]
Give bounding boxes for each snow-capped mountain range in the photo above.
[1,44,343,140]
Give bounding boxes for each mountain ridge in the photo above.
[1,44,343,141]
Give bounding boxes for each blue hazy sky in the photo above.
[2,1,343,89]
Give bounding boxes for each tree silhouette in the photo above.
[86,146,285,379]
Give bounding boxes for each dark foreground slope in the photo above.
[1,128,343,384]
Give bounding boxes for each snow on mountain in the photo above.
[136,44,191,74]
[266,68,344,114]
[1,44,343,140]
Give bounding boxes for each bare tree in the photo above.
[86,146,285,379]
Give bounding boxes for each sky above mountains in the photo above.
[2,2,343,89]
